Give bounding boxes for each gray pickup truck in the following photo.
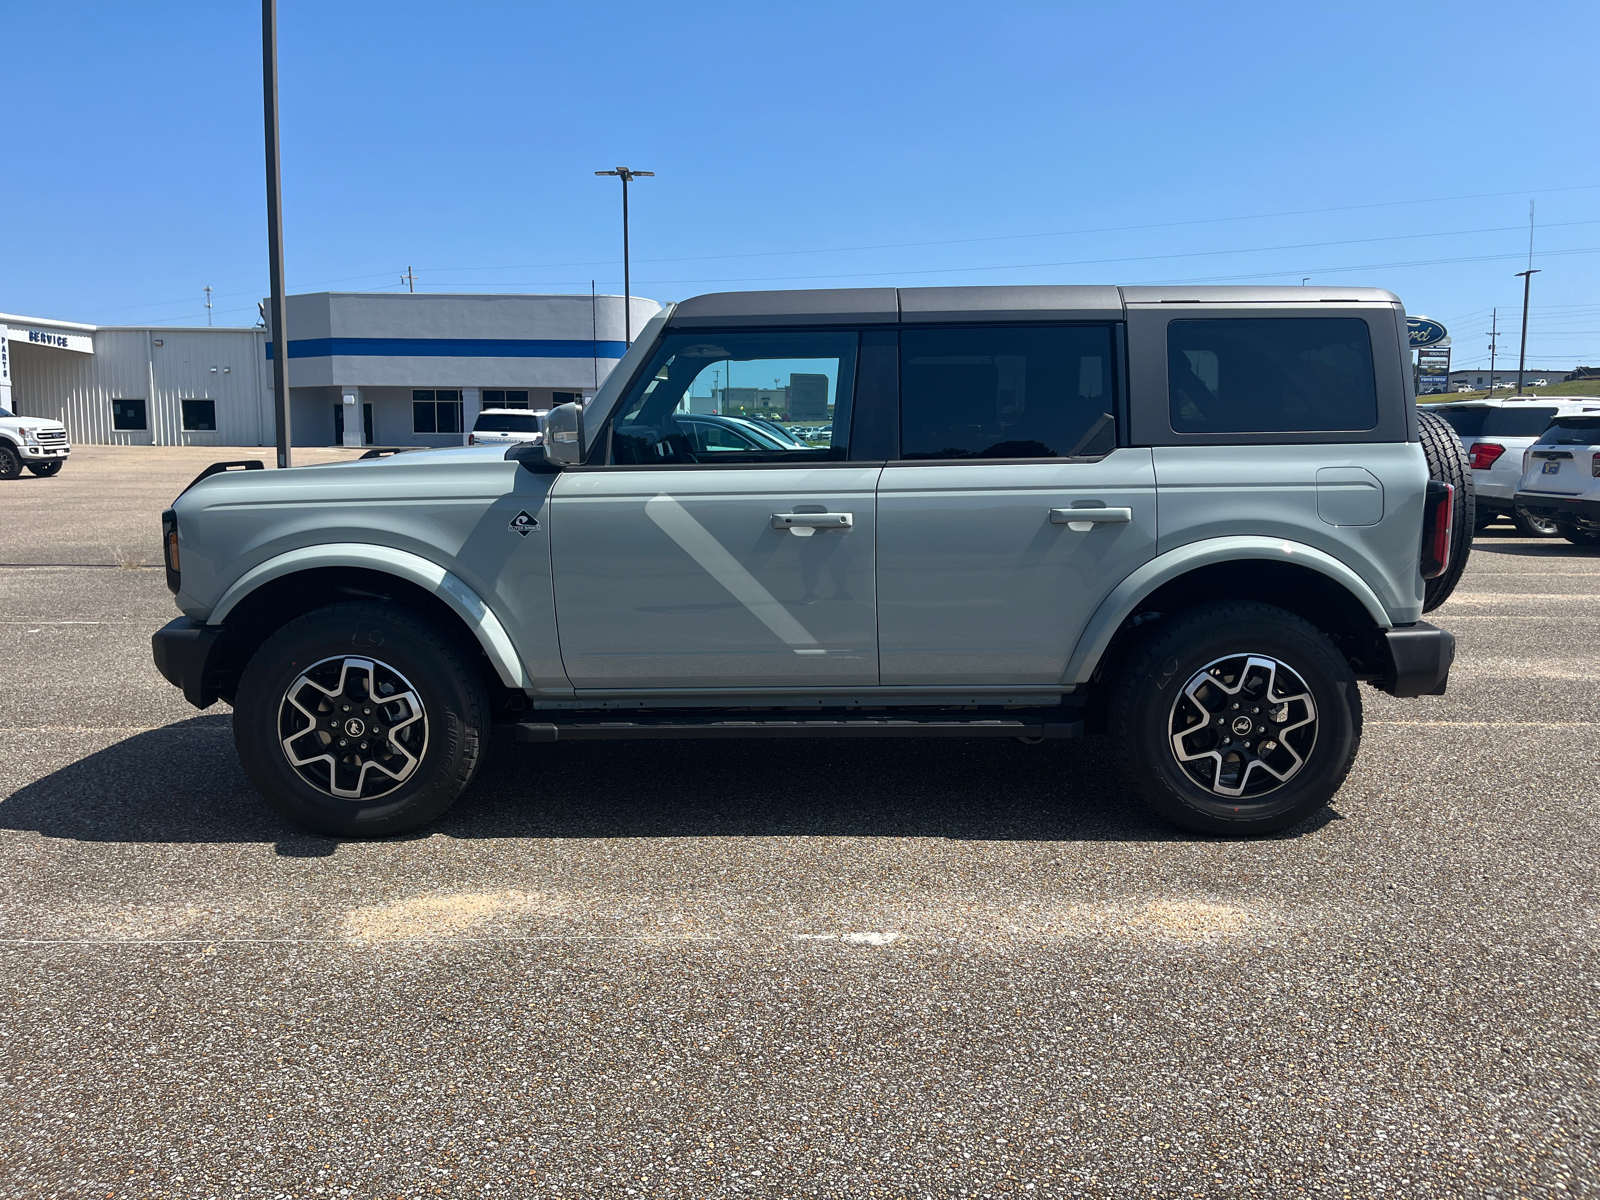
[152,285,1466,838]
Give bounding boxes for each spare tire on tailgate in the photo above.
[1417,408,1473,611]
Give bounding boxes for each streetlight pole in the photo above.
[595,167,653,345]
[262,0,292,468]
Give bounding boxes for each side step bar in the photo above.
[515,714,1084,743]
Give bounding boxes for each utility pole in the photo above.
[594,167,654,344]
[204,286,213,326]
[1486,309,1500,394]
[1515,202,1539,395]
[401,265,415,293]
[261,0,292,468]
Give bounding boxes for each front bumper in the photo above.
[20,444,70,457]
[1515,492,1600,524]
[151,616,225,708]
[1375,622,1455,698]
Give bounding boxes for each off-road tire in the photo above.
[1108,601,1362,836]
[1417,409,1473,611]
[25,460,63,478]
[233,602,488,836]
[1512,505,1562,538]
[0,444,20,480]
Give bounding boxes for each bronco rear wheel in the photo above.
[1108,601,1361,836]
[233,602,488,836]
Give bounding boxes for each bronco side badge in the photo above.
[508,510,540,536]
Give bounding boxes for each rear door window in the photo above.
[899,324,1116,460]
[1168,318,1377,434]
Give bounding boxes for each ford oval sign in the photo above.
[1407,317,1448,348]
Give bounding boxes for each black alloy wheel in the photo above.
[1109,601,1361,836]
[0,445,20,480]
[234,602,488,836]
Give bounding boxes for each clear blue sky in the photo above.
[4,0,1597,369]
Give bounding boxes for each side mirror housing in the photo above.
[507,402,583,473]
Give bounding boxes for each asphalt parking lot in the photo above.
[2,447,1597,1199]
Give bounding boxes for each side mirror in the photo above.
[507,402,583,473]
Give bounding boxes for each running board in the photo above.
[515,713,1084,743]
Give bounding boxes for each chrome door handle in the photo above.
[772,512,853,537]
[1050,507,1133,531]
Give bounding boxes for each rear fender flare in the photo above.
[208,543,532,689]
[1063,536,1393,685]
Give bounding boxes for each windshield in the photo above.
[474,412,541,432]
[0,406,12,419]
[1538,417,1600,445]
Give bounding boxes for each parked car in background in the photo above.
[467,407,546,446]
[1424,397,1600,536]
[1515,414,1600,545]
[1530,379,1549,388]
[0,403,70,479]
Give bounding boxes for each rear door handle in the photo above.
[1049,507,1133,531]
[773,512,853,537]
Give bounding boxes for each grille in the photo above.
[35,429,67,446]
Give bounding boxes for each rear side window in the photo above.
[1432,406,1489,437]
[899,325,1116,460]
[1481,407,1557,437]
[1168,318,1377,434]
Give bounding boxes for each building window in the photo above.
[181,399,217,431]
[413,390,463,434]
[482,389,530,409]
[112,398,147,430]
[551,391,583,406]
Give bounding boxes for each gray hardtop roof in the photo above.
[666,284,1400,327]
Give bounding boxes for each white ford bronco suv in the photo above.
[0,403,70,479]
[151,285,1467,838]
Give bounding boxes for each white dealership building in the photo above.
[0,291,660,448]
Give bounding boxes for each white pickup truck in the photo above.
[0,403,70,479]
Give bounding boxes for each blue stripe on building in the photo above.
[266,337,630,360]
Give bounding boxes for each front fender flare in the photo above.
[207,543,533,689]
[1063,536,1394,686]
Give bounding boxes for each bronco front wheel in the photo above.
[233,602,488,836]
[1108,601,1362,836]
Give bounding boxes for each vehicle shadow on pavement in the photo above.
[1471,539,1599,557]
[0,717,1340,852]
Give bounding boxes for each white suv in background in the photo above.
[1424,397,1600,536]
[1515,413,1600,546]
[467,407,546,446]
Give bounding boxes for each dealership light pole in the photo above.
[595,167,653,344]
[262,0,292,468]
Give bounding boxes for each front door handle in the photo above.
[1049,506,1133,532]
[772,512,853,537]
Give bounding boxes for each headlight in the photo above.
[18,427,39,445]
